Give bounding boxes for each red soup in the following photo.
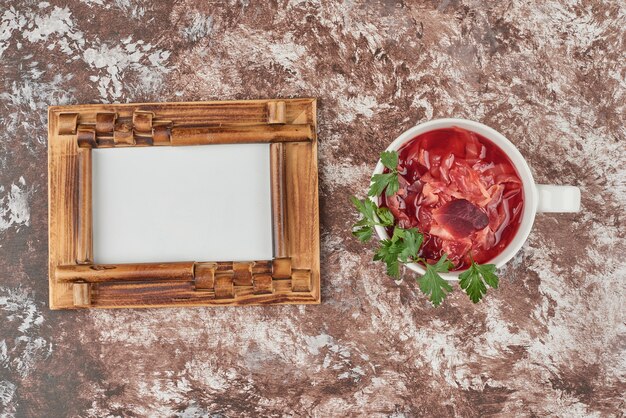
[380,127,524,270]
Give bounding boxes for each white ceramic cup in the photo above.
[372,118,581,279]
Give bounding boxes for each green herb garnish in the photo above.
[418,255,454,307]
[350,196,394,242]
[368,151,400,197]
[373,227,423,278]
[458,260,499,303]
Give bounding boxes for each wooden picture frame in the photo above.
[48,99,320,309]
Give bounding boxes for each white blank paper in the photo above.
[92,144,273,264]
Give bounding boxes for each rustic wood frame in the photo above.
[48,99,320,309]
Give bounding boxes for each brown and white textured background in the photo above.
[0,1,624,416]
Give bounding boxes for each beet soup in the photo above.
[380,127,524,270]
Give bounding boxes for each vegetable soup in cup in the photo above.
[371,119,580,280]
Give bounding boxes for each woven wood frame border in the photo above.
[48,98,320,309]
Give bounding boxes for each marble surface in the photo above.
[0,1,624,416]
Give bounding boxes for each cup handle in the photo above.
[536,184,581,213]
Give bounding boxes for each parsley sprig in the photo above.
[373,227,423,278]
[350,196,394,242]
[351,149,501,306]
[459,259,499,303]
[369,151,401,197]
